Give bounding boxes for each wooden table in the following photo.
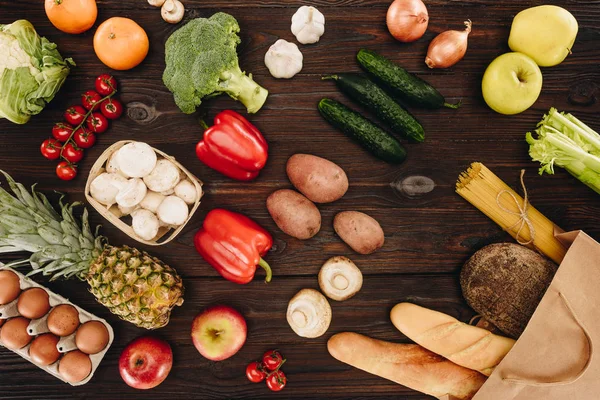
[1,1,599,398]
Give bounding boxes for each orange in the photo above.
[93,18,149,71]
[45,0,97,34]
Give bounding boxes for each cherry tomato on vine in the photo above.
[86,112,108,133]
[95,74,117,96]
[100,98,123,120]
[40,139,61,160]
[52,123,74,142]
[262,350,284,371]
[56,161,77,181]
[64,105,86,125]
[74,128,96,149]
[266,370,286,392]
[82,90,102,110]
[246,362,267,383]
[62,143,84,163]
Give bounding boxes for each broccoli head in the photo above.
[163,12,268,114]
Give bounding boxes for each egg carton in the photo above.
[0,265,114,386]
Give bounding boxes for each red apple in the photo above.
[119,336,173,390]
[191,305,247,361]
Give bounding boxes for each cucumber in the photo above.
[357,49,459,110]
[323,73,425,142]
[318,98,407,164]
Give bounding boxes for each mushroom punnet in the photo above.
[287,288,332,338]
[318,256,363,301]
[291,6,325,44]
[264,39,303,79]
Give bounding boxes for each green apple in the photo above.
[482,52,543,115]
[509,5,578,67]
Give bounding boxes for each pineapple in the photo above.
[0,171,184,329]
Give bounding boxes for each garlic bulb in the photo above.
[264,39,303,79]
[318,256,363,301]
[291,6,325,44]
[287,288,332,338]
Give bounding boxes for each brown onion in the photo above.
[387,0,429,43]
[426,20,472,69]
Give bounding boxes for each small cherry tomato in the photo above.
[266,370,286,392]
[82,90,102,110]
[40,139,61,160]
[86,112,109,133]
[100,98,124,119]
[64,105,87,125]
[56,161,77,181]
[62,142,84,163]
[74,128,96,149]
[246,362,267,383]
[262,350,284,371]
[95,74,117,96]
[52,123,74,142]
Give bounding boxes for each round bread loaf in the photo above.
[460,243,557,338]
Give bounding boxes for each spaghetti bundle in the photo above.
[456,162,567,264]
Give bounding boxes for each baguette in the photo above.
[327,332,486,400]
[391,303,515,376]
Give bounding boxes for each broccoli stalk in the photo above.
[163,12,268,114]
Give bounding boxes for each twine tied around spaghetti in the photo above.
[496,169,536,245]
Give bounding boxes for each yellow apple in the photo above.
[482,52,543,115]
[508,5,578,67]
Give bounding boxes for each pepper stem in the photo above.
[444,101,461,109]
[321,75,338,81]
[259,258,272,283]
[199,119,210,131]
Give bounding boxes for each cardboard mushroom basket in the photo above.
[85,140,203,246]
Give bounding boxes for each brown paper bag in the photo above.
[472,231,600,400]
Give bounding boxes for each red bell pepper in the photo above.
[194,209,273,284]
[196,110,268,181]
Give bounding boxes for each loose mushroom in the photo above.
[143,159,181,193]
[131,209,160,241]
[140,191,166,214]
[318,256,363,301]
[157,195,189,226]
[148,0,165,6]
[116,178,147,208]
[287,288,332,338]
[174,179,197,205]
[291,6,325,44]
[90,173,127,207]
[161,0,185,24]
[264,39,303,79]
[115,142,157,178]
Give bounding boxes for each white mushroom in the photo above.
[291,6,325,44]
[286,288,332,338]
[318,256,363,301]
[116,178,147,208]
[264,39,303,79]
[148,0,165,6]
[115,142,157,178]
[139,191,166,214]
[105,151,124,175]
[174,179,197,205]
[143,159,181,193]
[89,173,128,207]
[118,204,139,216]
[131,209,160,241]
[161,0,185,24]
[161,189,175,196]
[157,195,189,226]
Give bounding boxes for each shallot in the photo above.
[426,20,472,69]
[386,0,429,43]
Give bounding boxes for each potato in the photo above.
[334,211,384,254]
[286,154,348,203]
[267,189,321,240]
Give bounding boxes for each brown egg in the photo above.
[0,317,32,350]
[75,321,110,354]
[47,304,80,337]
[17,288,51,319]
[29,333,61,366]
[58,350,92,383]
[0,270,21,305]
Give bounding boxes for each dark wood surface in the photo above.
[1,1,599,399]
